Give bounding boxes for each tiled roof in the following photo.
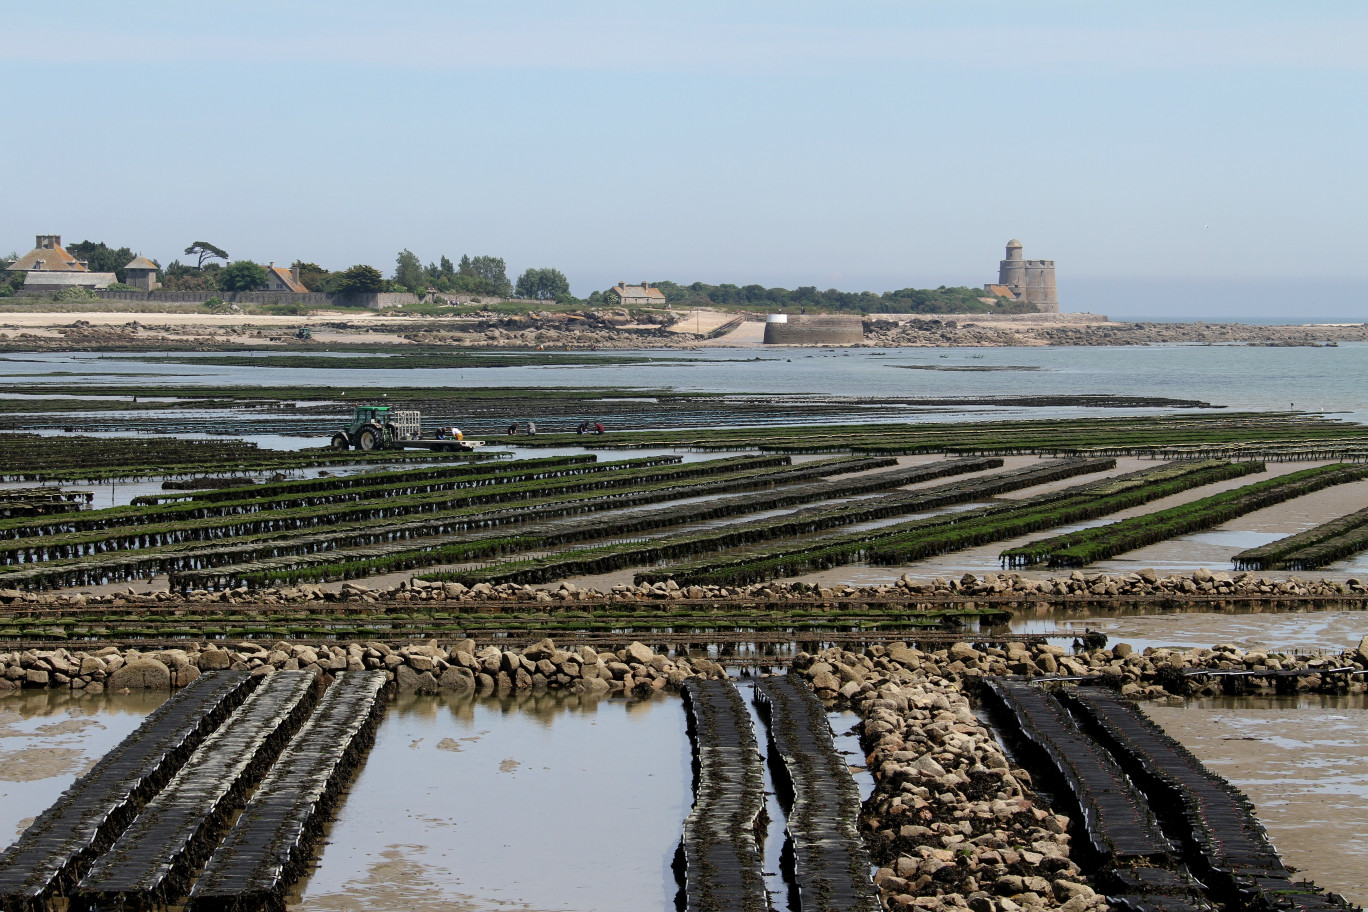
[613,283,666,301]
[267,265,308,293]
[7,243,87,272]
[986,284,1019,299]
[124,256,158,271]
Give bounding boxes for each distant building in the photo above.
[5,235,116,292]
[123,255,160,291]
[265,262,309,293]
[611,282,667,307]
[985,239,1058,312]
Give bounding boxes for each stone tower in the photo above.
[993,239,1057,312]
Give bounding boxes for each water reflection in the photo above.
[290,689,692,912]
[0,689,164,844]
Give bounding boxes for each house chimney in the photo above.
[36,235,60,249]
[269,261,275,269]
[291,265,300,285]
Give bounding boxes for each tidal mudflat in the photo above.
[1010,605,1368,655]
[1145,695,1368,907]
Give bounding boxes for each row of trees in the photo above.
[582,280,1035,315]
[391,250,572,302]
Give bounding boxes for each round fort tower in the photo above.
[998,238,1025,288]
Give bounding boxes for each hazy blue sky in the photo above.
[4,2,1365,315]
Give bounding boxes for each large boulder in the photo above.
[439,666,475,691]
[108,658,171,690]
[395,664,438,693]
[199,648,232,670]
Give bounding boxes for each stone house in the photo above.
[611,282,667,307]
[6,235,115,292]
[265,263,309,293]
[123,255,160,291]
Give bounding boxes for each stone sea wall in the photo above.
[6,569,1363,611]
[0,638,727,696]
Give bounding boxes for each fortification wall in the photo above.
[762,315,865,345]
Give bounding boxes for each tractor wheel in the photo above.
[358,428,379,451]
[330,433,350,451]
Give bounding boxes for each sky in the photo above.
[3,1,1366,316]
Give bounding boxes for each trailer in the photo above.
[329,406,483,452]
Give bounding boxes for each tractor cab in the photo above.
[331,405,398,451]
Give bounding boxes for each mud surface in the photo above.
[289,689,691,912]
[1011,606,1368,655]
[1145,695,1368,907]
[0,690,164,844]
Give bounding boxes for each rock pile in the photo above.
[791,646,1102,912]
[0,638,727,695]
[4,569,1364,608]
[862,319,1368,349]
[789,640,1368,910]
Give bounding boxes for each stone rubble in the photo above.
[0,637,728,696]
[2,568,1364,608]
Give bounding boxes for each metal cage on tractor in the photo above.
[330,406,418,452]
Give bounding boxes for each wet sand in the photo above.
[789,459,1368,588]
[1010,605,1368,655]
[1146,695,1368,907]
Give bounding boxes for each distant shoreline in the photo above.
[0,307,1363,351]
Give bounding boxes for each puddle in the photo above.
[289,689,692,912]
[0,689,165,844]
[1145,695,1368,906]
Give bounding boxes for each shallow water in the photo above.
[0,689,164,845]
[1146,695,1368,906]
[5,344,1368,422]
[1009,606,1368,655]
[289,689,693,912]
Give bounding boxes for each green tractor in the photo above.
[331,405,402,451]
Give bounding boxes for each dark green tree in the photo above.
[461,255,512,296]
[184,241,229,269]
[291,261,330,292]
[66,240,135,283]
[336,264,385,294]
[218,260,269,291]
[515,267,571,301]
[394,249,424,293]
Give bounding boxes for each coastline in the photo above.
[0,307,1364,351]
